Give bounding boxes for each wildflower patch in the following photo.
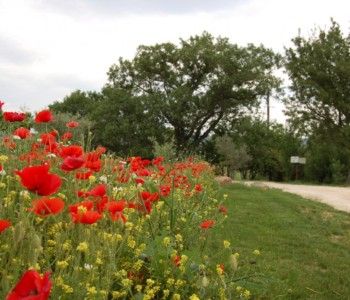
[0,103,253,299]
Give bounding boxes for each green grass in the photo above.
[213,183,350,299]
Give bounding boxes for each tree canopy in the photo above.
[285,21,350,182]
[285,21,350,136]
[90,88,167,157]
[107,32,281,151]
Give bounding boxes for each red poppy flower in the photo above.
[135,178,145,185]
[160,185,171,197]
[66,121,79,128]
[69,199,101,224]
[69,200,94,213]
[200,219,215,229]
[139,200,153,214]
[128,202,136,209]
[75,170,93,180]
[94,195,107,213]
[71,210,101,224]
[45,142,58,154]
[141,191,159,202]
[62,132,73,141]
[13,127,31,139]
[84,150,103,172]
[49,130,58,137]
[136,168,151,177]
[61,156,85,171]
[218,205,228,215]
[35,109,53,123]
[3,112,26,122]
[59,145,83,158]
[6,270,52,300]
[30,197,65,217]
[106,200,127,222]
[85,159,102,172]
[194,184,203,192]
[86,184,106,197]
[16,165,61,196]
[152,156,164,166]
[40,133,56,145]
[129,157,151,172]
[172,255,181,267]
[0,219,11,233]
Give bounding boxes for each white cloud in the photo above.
[0,0,349,122]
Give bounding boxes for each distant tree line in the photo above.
[50,21,350,184]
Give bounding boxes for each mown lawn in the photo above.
[212,183,350,299]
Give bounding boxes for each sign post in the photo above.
[290,156,306,180]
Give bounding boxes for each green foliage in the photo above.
[90,88,167,157]
[107,32,281,152]
[152,138,177,162]
[215,135,251,177]
[50,89,167,157]
[330,159,347,184]
[304,134,350,183]
[226,118,302,181]
[284,21,350,183]
[285,20,350,134]
[49,90,99,117]
[49,32,281,159]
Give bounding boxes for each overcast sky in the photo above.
[1,0,350,123]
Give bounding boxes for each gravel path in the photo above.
[243,181,350,213]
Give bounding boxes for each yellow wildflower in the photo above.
[76,242,88,252]
[88,175,96,183]
[172,294,181,300]
[56,260,69,269]
[0,155,8,162]
[253,249,261,256]
[162,237,171,247]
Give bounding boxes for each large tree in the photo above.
[90,88,167,157]
[285,21,350,135]
[285,21,350,182]
[50,89,165,156]
[49,90,99,117]
[107,32,281,152]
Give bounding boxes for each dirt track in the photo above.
[243,181,350,213]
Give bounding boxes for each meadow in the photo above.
[0,108,246,299]
[1,107,350,299]
[217,184,350,299]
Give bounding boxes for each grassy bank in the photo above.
[214,184,350,299]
